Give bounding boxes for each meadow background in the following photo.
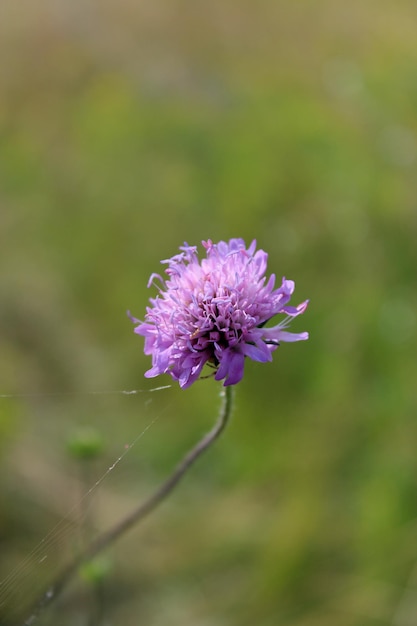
[1,1,417,625]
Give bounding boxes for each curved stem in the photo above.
[21,385,234,626]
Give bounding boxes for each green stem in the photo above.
[21,385,234,626]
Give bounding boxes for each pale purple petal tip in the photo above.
[279,331,309,342]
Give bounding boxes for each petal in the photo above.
[224,352,245,385]
[146,273,164,288]
[215,349,245,386]
[277,331,309,343]
[127,310,141,324]
[242,341,272,363]
[280,278,295,295]
[134,322,155,337]
[262,325,309,344]
[281,300,309,317]
[178,368,192,388]
[144,365,162,378]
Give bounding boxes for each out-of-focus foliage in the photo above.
[1,1,417,625]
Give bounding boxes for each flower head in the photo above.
[132,238,308,388]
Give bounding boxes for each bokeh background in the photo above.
[1,1,417,625]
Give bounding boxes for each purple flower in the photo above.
[131,239,309,388]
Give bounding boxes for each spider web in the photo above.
[0,384,172,626]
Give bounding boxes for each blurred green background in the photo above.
[1,1,417,624]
